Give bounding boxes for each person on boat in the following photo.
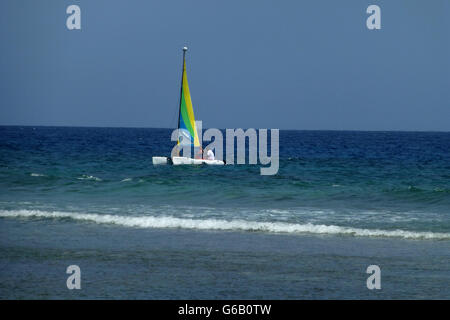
[194,147,203,159]
[206,149,215,161]
[171,136,183,158]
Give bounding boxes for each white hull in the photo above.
[152,156,224,166]
[172,156,224,165]
[152,156,169,165]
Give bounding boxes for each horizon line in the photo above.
[0,124,448,133]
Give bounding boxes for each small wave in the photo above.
[77,175,102,181]
[30,173,45,177]
[407,185,422,192]
[120,178,132,182]
[1,209,449,240]
[433,188,450,193]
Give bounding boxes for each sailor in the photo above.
[206,149,215,160]
[171,136,183,157]
[194,147,203,159]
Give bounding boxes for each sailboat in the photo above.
[152,47,225,166]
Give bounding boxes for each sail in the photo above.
[178,58,200,147]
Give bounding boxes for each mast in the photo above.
[177,47,188,130]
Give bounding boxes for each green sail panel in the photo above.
[178,59,200,147]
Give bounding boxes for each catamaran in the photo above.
[152,47,225,166]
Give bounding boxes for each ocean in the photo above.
[0,126,449,299]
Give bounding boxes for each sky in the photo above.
[0,0,449,131]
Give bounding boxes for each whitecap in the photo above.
[77,175,102,181]
[30,173,45,177]
[1,209,449,241]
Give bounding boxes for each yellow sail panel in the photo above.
[178,60,200,147]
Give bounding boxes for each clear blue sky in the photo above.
[1,0,449,131]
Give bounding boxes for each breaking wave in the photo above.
[1,209,449,240]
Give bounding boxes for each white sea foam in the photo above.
[30,173,45,177]
[77,175,102,181]
[1,209,449,240]
[120,178,132,182]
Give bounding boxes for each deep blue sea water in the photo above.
[0,126,449,299]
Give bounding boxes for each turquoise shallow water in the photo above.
[1,126,449,239]
[0,126,449,298]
